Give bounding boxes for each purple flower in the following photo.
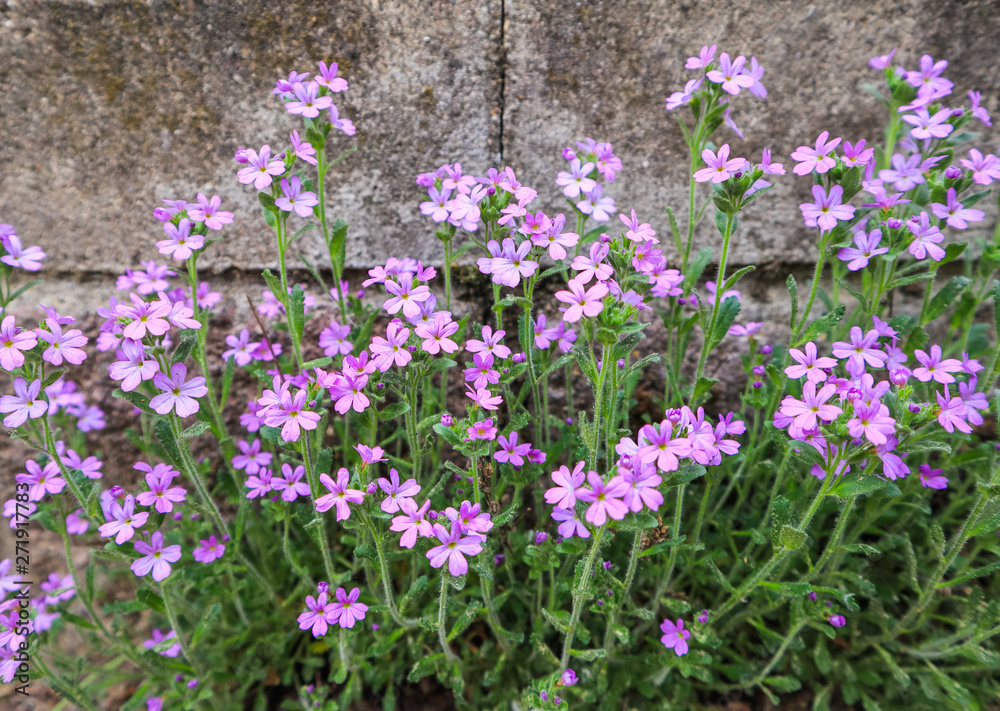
[545,461,588,509]
[237,145,285,190]
[829,615,846,628]
[150,363,208,418]
[905,55,953,99]
[273,463,311,502]
[445,500,494,540]
[832,327,887,374]
[659,618,691,656]
[930,188,984,229]
[0,316,37,371]
[847,401,896,446]
[495,431,533,467]
[117,293,171,340]
[902,107,953,140]
[560,669,578,687]
[906,212,946,261]
[637,420,692,473]
[155,218,204,261]
[556,158,597,198]
[328,104,356,136]
[378,469,420,513]
[576,185,615,222]
[577,472,629,526]
[329,587,368,629]
[415,313,460,355]
[275,176,319,218]
[192,535,226,564]
[778,381,842,431]
[297,591,333,637]
[666,78,703,111]
[684,44,715,70]
[918,463,949,490]
[935,388,972,434]
[370,322,412,372]
[785,342,837,383]
[466,387,503,411]
[245,468,274,499]
[913,345,963,384]
[868,49,896,70]
[222,329,260,367]
[467,417,498,440]
[36,319,88,366]
[135,465,186,513]
[186,193,233,230]
[705,53,754,95]
[490,238,539,288]
[466,325,512,360]
[231,439,272,475]
[391,497,433,548]
[99,495,149,544]
[426,521,483,576]
[285,80,333,118]
[622,469,664,513]
[143,629,181,657]
[693,144,745,183]
[465,352,500,390]
[800,185,855,232]
[263,388,321,442]
[879,153,926,191]
[555,278,608,323]
[968,90,992,126]
[791,131,841,175]
[0,234,46,271]
[316,61,349,92]
[697,610,709,624]
[0,377,45,428]
[838,229,889,271]
[131,531,181,582]
[15,460,65,502]
[316,468,365,521]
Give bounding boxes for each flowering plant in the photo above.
[2,46,1000,710]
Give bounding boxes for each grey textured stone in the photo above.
[0,0,501,273]
[503,0,1000,266]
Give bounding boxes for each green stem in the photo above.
[559,524,607,670]
[438,573,457,660]
[603,530,643,655]
[299,437,337,583]
[792,231,827,343]
[693,212,736,388]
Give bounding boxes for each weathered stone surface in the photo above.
[503,0,1000,266]
[0,0,501,272]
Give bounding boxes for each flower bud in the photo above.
[494,553,505,566]
[441,413,454,426]
[502,368,510,375]
[187,679,199,689]
[317,582,329,593]
[829,614,846,627]
[234,147,249,163]
[428,510,439,520]
[599,232,611,244]
[752,381,763,389]
[562,147,576,161]
[487,185,496,196]
[376,382,386,390]
[366,482,377,495]
[761,344,773,355]
[908,403,921,414]
[540,691,549,702]
[153,207,173,222]
[889,369,909,386]
[371,623,379,631]
[808,591,817,601]
[697,609,710,623]
[512,352,527,364]
[109,486,125,499]
[885,217,903,230]
[944,165,962,179]
[407,345,417,353]
[533,531,548,545]
[617,358,626,369]
[752,365,765,376]
[565,417,573,425]
[603,560,612,570]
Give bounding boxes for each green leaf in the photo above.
[171,330,199,365]
[288,284,306,345]
[779,526,808,550]
[938,560,1000,587]
[154,419,183,467]
[113,388,156,416]
[191,603,222,649]
[760,581,811,597]
[787,275,799,331]
[721,265,756,295]
[923,276,970,324]
[887,272,935,289]
[258,192,277,212]
[407,653,443,683]
[662,464,706,487]
[180,421,211,439]
[710,296,741,349]
[796,304,846,346]
[378,401,411,421]
[41,367,68,389]
[616,512,659,531]
[432,423,461,447]
[60,611,98,630]
[964,505,1000,537]
[136,589,166,615]
[568,647,607,661]
[831,477,900,498]
[261,269,285,304]
[685,247,714,290]
[691,376,717,404]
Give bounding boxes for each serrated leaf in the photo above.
[379,401,411,421]
[136,589,166,615]
[796,304,846,346]
[180,421,211,439]
[780,526,808,550]
[923,275,970,324]
[113,388,155,416]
